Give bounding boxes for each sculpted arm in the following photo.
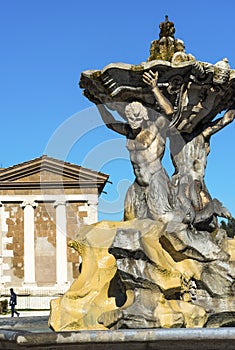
[143,70,174,116]
[96,104,129,136]
[202,107,235,138]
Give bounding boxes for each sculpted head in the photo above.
[213,58,230,84]
[125,102,148,129]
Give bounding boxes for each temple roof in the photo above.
[0,155,109,193]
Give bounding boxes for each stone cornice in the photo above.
[0,194,97,202]
[0,181,105,190]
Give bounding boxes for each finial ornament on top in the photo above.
[159,15,175,39]
[148,16,187,62]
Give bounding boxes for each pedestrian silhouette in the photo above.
[9,288,20,317]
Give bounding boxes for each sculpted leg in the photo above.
[124,181,148,220]
[147,168,173,219]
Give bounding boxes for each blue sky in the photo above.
[1,0,235,221]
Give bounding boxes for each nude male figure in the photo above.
[169,107,235,229]
[96,70,174,220]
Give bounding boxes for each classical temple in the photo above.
[0,155,108,304]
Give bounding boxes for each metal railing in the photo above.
[0,288,65,310]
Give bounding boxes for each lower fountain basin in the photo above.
[0,317,235,350]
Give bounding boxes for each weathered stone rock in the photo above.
[163,223,229,262]
[205,312,235,327]
[48,217,235,331]
[49,221,118,331]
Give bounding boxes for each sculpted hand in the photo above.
[142,70,158,89]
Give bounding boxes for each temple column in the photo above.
[21,201,38,285]
[87,198,98,224]
[54,201,68,285]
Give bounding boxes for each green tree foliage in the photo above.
[0,299,8,314]
[220,218,235,238]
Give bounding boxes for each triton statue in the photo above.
[49,17,235,331]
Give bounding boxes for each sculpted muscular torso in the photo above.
[96,70,174,220]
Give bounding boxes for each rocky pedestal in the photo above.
[49,218,235,331]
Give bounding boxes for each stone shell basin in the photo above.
[80,59,235,134]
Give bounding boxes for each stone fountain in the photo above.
[48,16,235,332]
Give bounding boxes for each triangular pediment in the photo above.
[13,170,84,183]
[0,156,109,192]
